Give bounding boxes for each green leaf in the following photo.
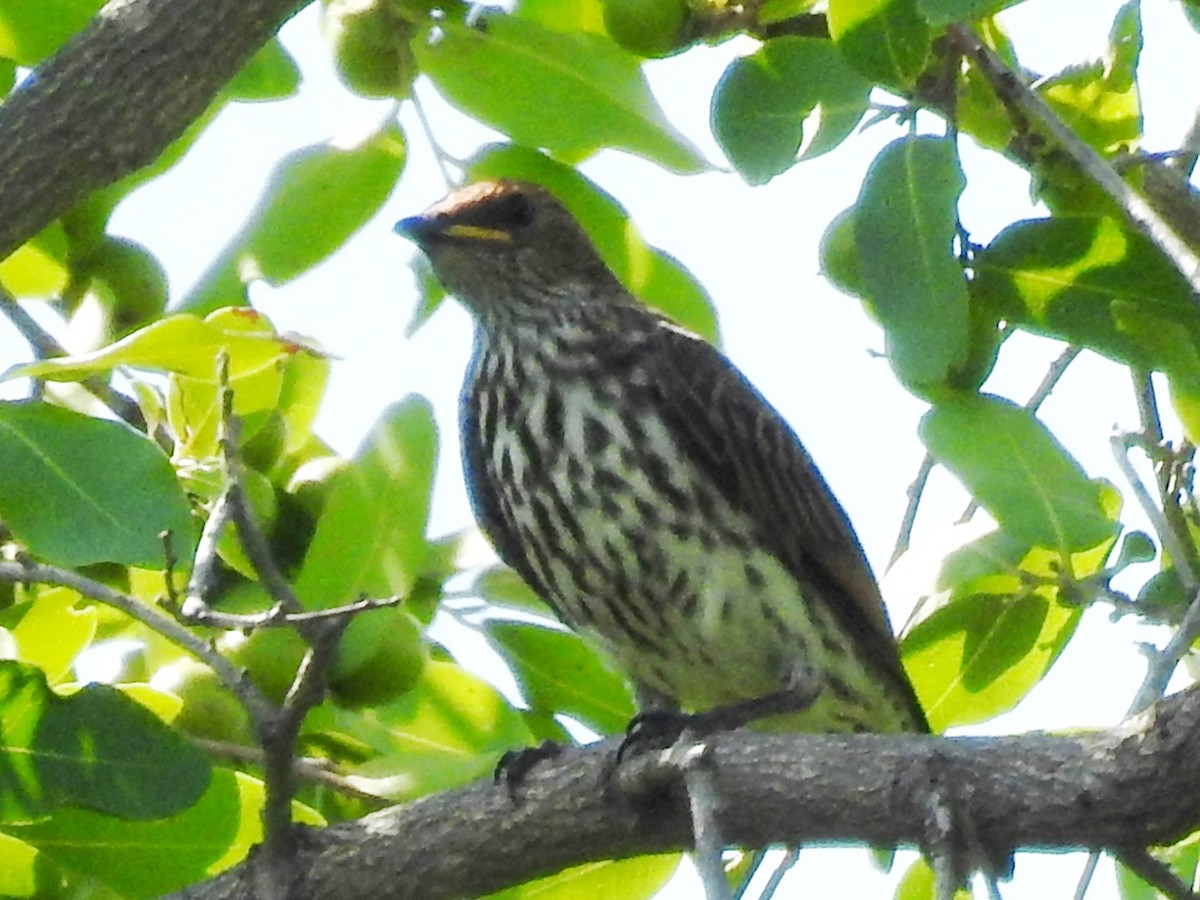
[972,217,1200,372]
[5,309,297,383]
[8,769,324,898]
[920,394,1117,552]
[294,397,437,608]
[828,0,932,88]
[711,37,871,185]
[916,0,1016,25]
[486,620,636,735]
[184,122,407,312]
[1039,1,1142,154]
[0,402,195,568]
[855,135,969,392]
[465,144,719,343]
[894,857,974,899]
[474,564,554,616]
[0,661,212,824]
[0,0,104,65]
[0,223,69,298]
[415,16,704,172]
[515,0,606,32]
[5,588,97,685]
[1116,832,1200,900]
[901,524,1117,729]
[0,832,40,897]
[225,38,301,101]
[906,590,1080,729]
[485,853,681,899]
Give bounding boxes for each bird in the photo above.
[394,179,928,742]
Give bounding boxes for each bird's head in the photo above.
[394,180,625,324]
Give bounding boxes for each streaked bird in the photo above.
[395,180,927,740]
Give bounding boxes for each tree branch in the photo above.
[174,685,1200,900]
[946,24,1200,299]
[0,0,309,262]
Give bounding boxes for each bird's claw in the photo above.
[494,739,563,802]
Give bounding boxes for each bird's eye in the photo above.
[481,193,535,231]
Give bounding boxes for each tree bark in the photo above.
[0,0,310,262]
[173,683,1200,900]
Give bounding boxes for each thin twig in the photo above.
[889,453,935,569]
[946,25,1200,298]
[1071,852,1101,900]
[1114,847,1200,900]
[190,738,389,806]
[1111,434,1200,715]
[758,847,799,900]
[411,89,456,192]
[185,594,403,631]
[674,736,730,900]
[214,354,304,615]
[0,558,275,723]
[180,486,234,619]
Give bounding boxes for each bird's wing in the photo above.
[459,362,560,615]
[643,322,926,729]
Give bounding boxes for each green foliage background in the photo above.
[0,0,1199,897]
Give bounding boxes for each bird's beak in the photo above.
[394,214,515,246]
[393,214,433,244]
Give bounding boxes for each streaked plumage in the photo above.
[396,180,927,736]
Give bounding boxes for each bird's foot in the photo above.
[616,709,697,764]
[494,739,563,802]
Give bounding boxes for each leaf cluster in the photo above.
[1,1,1200,898]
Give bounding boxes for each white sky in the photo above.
[5,0,1200,896]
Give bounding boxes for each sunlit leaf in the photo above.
[712,37,871,185]
[184,122,407,311]
[225,38,301,101]
[0,0,104,65]
[5,588,97,685]
[8,769,322,898]
[486,620,635,735]
[0,223,69,298]
[5,309,298,383]
[855,136,969,392]
[309,660,531,800]
[416,17,704,172]
[920,394,1116,552]
[0,402,194,567]
[485,853,681,899]
[294,397,437,607]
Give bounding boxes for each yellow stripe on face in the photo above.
[443,224,514,243]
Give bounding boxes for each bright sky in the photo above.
[5,0,1200,896]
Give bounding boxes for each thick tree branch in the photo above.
[175,684,1200,900]
[0,0,309,262]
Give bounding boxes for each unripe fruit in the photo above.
[155,659,252,743]
[602,0,689,59]
[330,607,427,708]
[322,0,417,99]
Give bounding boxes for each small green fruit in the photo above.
[221,626,309,705]
[89,237,169,337]
[330,607,427,708]
[322,0,417,98]
[156,659,252,743]
[602,0,689,59]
